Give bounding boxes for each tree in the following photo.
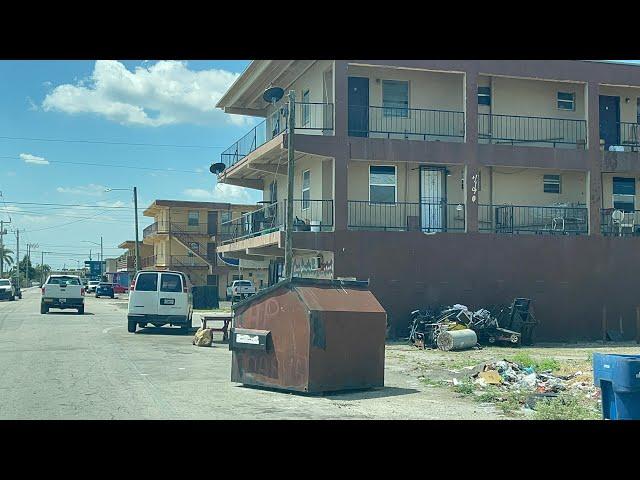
[0,246,14,275]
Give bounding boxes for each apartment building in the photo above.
[141,200,269,299]
[214,60,640,341]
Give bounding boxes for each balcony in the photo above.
[601,209,640,236]
[143,222,159,239]
[348,106,465,141]
[479,204,588,235]
[348,201,465,232]
[616,122,640,151]
[220,102,334,169]
[479,114,587,149]
[140,255,157,268]
[116,255,134,271]
[170,255,211,269]
[220,199,334,245]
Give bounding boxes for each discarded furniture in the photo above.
[593,353,640,420]
[201,314,232,342]
[230,277,387,393]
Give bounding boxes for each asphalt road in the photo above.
[0,287,499,419]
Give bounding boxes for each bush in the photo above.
[533,394,600,420]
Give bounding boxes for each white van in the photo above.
[127,270,193,334]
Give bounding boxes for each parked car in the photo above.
[31,281,40,287]
[86,281,100,293]
[0,278,16,301]
[127,270,192,334]
[226,280,256,301]
[96,282,115,299]
[41,274,85,314]
[113,284,128,294]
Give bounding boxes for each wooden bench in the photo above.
[201,315,232,342]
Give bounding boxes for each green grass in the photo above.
[509,353,560,372]
[453,380,475,396]
[420,377,449,388]
[533,394,601,420]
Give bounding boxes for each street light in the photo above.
[105,186,140,275]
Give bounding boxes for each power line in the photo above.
[0,135,227,149]
[0,155,207,174]
[0,201,135,209]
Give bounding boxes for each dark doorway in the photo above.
[207,211,218,235]
[348,76,369,137]
[599,95,620,148]
[207,242,217,265]
[207,274,218,286]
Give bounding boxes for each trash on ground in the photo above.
[192,327,213,347]
[408,298,537,350]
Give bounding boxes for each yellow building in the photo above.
[141,200,269,299]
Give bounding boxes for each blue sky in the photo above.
[2,60,640,269]
[0,60,257,269]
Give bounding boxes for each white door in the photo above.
[129,272,159,316]
[157,273,187,318]
[420,168,445,232]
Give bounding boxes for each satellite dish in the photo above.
[209,162,226,175]
[263,86,284,105]
[612,209,625,223]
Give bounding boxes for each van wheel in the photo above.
[127,321,137,333]
[10,295,15,301]
[77,306,84,315]
[40,304,48,314]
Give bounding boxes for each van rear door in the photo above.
[157,273,186,317]
[129,272,159,316]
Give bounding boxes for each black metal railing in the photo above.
[220,199,334,244]
[601,209,640,236]
[478,113,587,148]
[171,255,210,268]
[348,105,465,140]
[347,201,465,232]
[220,102,334,169]
[142,222,158,239]
[479,204,588,235]
[619,122,640,150]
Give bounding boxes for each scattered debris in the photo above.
[192,327,213,347]
[408,299,537,350]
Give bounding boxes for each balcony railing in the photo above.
[348,201,465,232]
[142,222,159,239]
[171,255,210,268]
[220,199,334,244]
[618,122,640,150]
[140,255,157,268]
[220,102,334,169]
[601,209,640,236]
[116,255,134,271]
[479,204,588,235]
[348,105,465,141]
[478,114,587,148]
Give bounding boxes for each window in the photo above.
[302,170,310,209]
[47,276,80,285]
[135,273,158,291]
[188,211,199,226]
[160,273,182,293]
[557,92,575,111]
[543,174,562,194]
[478,86,491,106]
[302,89,310,126]
[369,165,397,203]
[220,210,231,225]
[382,80,409,118]
[0,280,10,286]
[613,177,636,212]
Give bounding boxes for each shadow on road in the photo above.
[236,384,419,400]
[135,327,194,336]
[46,311,95,316]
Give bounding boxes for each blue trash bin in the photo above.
[593,353,640,420]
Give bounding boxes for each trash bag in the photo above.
[192,327,213,347]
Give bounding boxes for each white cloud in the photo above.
[56,184,107,196]
[184,183,257,204]
[26,96,38,111]
[41,60,252,128]
[20,153,49,165]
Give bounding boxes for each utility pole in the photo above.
[0,219,10,277]
[41,251,44,285]
[26,243,38,287]
[134,186,140,274]
[15,229,19,289]
[100,236,103,276]
[284,90,296,281]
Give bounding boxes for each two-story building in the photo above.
[141,200,269,300]
[214,60,640,341]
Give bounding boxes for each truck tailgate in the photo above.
[44,284,82,298]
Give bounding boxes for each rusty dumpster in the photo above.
[229,277,387,393]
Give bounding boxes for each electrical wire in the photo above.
[0,135,226,149]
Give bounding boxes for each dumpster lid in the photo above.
[232,277,385,314]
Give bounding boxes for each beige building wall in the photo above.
[491,168,587,206]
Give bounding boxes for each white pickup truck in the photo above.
[41,274,85,314]
[226,280,256,301]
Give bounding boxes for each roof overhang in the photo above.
[216,60,318,114]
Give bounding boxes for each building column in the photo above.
[333,60,349,138]
[333,144,349,231]
[586,81,602,236]
[464,70,479,232]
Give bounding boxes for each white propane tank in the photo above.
[437,329,478,351]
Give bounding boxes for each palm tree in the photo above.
[0,246,14,268]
